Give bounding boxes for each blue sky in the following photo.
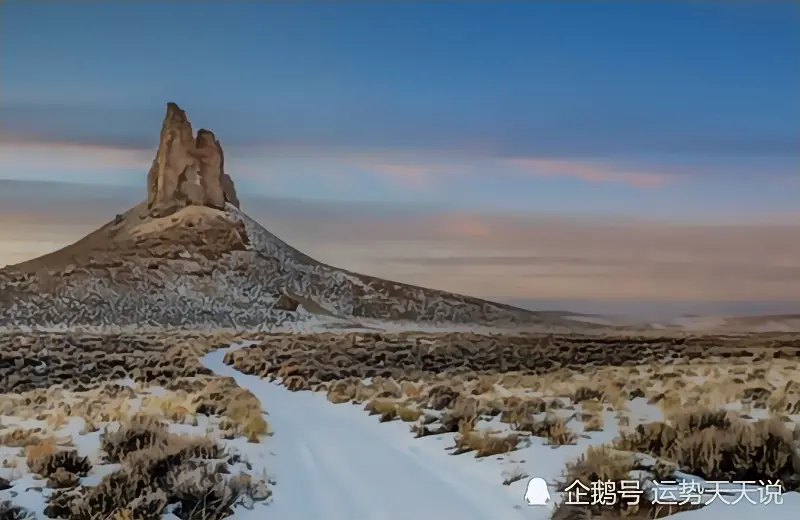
[1,2,799,307]
[1,1,798,217]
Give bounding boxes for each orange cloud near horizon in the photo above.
[1,196,798,304]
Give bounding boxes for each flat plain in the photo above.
[1,330,799,519]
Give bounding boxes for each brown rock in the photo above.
[194,129,227,208]
[146,102,240,216]
[222,173,240,208]
[274,293,300,312]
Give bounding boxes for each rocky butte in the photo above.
[0,102,586,332]
[146,102,239,217]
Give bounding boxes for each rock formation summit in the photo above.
[146,102,239,217]
[0,103,580,332]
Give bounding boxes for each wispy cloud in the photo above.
[504,158,672,187]
[2,184,798,303]
[0,133,787,193]
[357,154,676,190]
[432,211,493,237]
[0,137,152,174]
[357,160,460,190]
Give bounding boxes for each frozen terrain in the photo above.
[2,337,799,520]
[200,345,800,520]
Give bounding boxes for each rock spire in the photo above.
[146,102,240,216]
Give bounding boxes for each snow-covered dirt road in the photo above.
[202,346,537,520]
[201,345,800,520]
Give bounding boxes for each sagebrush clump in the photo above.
[44,433,263,520]
[615,410,800,490]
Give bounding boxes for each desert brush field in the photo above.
[1,331,799,519]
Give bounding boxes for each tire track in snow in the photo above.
[201,347,533,520]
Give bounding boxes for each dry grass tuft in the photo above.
[564,445,635,485]
[25,442,92,479]
[615,409,800,491]
[363,399,422,423]
[44,433,258,520]
[0,428,45,448]
[241,414,269,443]
[581,413,605,432]
[453,430,520,457]
[515,413,578,446]
[100,415,169,463]
[0,501,36,520]
[558,444,703,518]
[501,467,529,486]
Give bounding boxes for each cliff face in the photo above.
[146,102,239,217]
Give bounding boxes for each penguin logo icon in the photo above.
[524,477,551,506]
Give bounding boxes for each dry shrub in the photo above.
[400,381,421,398]
[364,398,397,418]
[501,467,529,486]
[219,390,268,442]
[44,435,246,520]
[469,377,496,396]
[228,473,272,502]
[326,379,359,404]
[363,399,422,423]
[572,386,604,403]
[284,374,311,391]
[515,413,578,445]
[396,405,423,422]
[100,415,168,463]
[24,438,56,461]
[25,440,91,478]
[437,398,479,433]
[241,414,269,442]
[558,445,702,519]
[48,467,81,489]
[767,381,800,414]
[426,385,461,410]
[168,466,240,520]
[499,397,549,423]
[45,409,70,430]
[122,434,225,475]
[453,430,520,457]
[0,428,44,448]
[145,393,194,425]
[582,413,605,432]
[564,445,634,485]
[615,409,800,491]
[0,501,35,520]
[46,482,168,520]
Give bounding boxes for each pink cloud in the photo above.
[368,163,433,189]
[359,160,460,190]
[504,158,672,187]
[0,140,152,172]
[433,211,494,237]
[360,155,674,190]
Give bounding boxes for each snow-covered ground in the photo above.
[201,345,800,520]
[0,374,272,520]
[3,342,798,520]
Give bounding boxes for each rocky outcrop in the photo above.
[146,102,239,217]
[0,101,582,332]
